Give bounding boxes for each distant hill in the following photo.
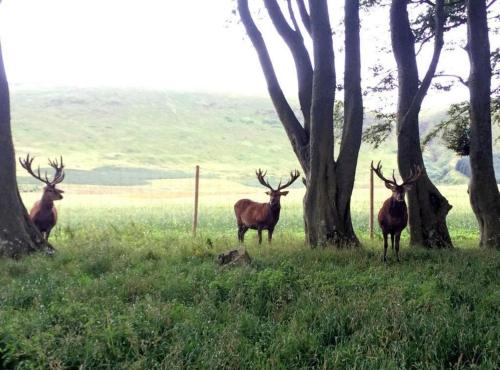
[10,87,498,187]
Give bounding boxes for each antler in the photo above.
[19,154,65,186]
[19,154,50,185]
[401,165,423,186]
[48,156,65,185]
[277,169,300,191]
[256,168,275,191]
[371,161,398,187]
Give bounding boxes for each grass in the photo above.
[12,87,499,186]
[2,87,498,368]
[1,187,499,369]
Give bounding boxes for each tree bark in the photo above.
[466,0,500,249]
[390,0,453,248]
[238,0,363,247]
[304,0,338,246]
[336,0,364,246]
[0,42,51,258]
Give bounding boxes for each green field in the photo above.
[1,195,499,369]
[1,88,499,369]
[13,87,495,187]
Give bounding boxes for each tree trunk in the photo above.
[0,43,51,258]
[238,0,362,247]
[398,114,453,247]
[390,0,453,248]
[466,0,500,249]
[335,0,364,247]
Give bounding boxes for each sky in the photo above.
[0,0,488,107]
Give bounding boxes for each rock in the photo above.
[217,248,251,267]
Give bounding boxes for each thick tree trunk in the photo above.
[466,0,500,249]
[304,0,336,246]
[398,114,453,247]
[0,43,50,258]
[238,0,362,247]
[390,0,453,248]
[303,0,361,247]
[335,0,364,247]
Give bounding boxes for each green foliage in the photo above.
[423,97,500,157]
[423,102,471,156]
[361,111,395,148]
[333,100,344,144]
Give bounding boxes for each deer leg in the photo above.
[268,228,274,244]
[238,225,248,243]
[257,228,263,245]
[237,225,243,243]
[390,233,395,250]
[395,233,401,262]
[45,229,52,241]
[383,233,388,263]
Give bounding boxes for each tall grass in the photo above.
[1,193,498,369]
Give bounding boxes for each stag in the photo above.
[234,169,300,244]
[19,154,65,240]
[371,161,422,262]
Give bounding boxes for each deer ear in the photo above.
[280,191,289,196]
[385,182,394,190]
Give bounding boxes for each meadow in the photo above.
[1,88,498,369]
[1,181,499,369]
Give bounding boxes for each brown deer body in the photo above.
[234,169,300,244]
[19,155,65,240]
[371,161,422,262]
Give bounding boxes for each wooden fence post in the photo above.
[370,166,374,239]
[193,165,200,236]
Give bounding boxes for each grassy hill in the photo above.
[10,87,497,187]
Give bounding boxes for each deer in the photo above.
[234,169,300,244]
[19,154,65,241]
[371,161,423,262]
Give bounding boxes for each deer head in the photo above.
[371,161,422,202]
[256,169,300,206]
[19,154,65,201]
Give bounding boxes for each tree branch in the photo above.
[487,0,497,9]
[264,0,313,136]
[337,0,364,204]
[286,0,301,34]
[415,33,434,56]
[405,0,445,118]
[237,0,309,168]
[434,73,469,86]
[309,0,336,169]
[296,0,311,36]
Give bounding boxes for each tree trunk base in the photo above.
[0,194,53,259]
[408,178,453,249]
[304,185,360,249]
[469,185,500,249]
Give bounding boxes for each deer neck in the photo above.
[388,197,405,215]
[41,192,54,210]
[268,200,281,216]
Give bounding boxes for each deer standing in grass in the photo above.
[234,169,300,244]
[19,154,65,240]
[371,161,422,262]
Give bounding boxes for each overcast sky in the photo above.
[1,0,491,108]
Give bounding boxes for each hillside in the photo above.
[10,87,497,187]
